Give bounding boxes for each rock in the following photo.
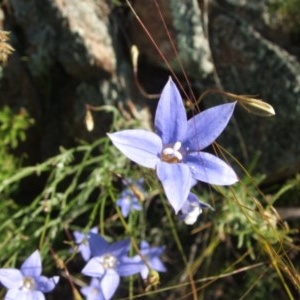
[56,0,116,77]
[2,0,300,181]
[8,0,116,78]
[128,0,213,79]
[2,0,152,160]
[209,0,300,180]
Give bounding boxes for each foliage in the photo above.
[0,106,34,182]
[0,106,34,149]
[0,7,299,300]
[269,0,300,35]
[0,97,298,299]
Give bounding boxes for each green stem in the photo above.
[161,197,198,300]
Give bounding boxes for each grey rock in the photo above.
[9,0,116,78]
[209,1,300,179]
[128,0,213,79]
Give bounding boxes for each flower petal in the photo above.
[90,227,99,234]
[74,227,98,244]
[140,267,149,280]
[116,198,131,217]
[81,278,105,300]
[140,243,165,258]
[0,268,23,289]
[186,152,238,185]
[117,256,143,276]
[132,201,142,211]
[107,130,161,168]
[82,257,105,278]
[5,290,45,300]
[140,256,166,280]
[109,239,130,258]
[89,233,109,257]
[154,77,187,144]
[148,257,167,273]
[100,270,120,300]
[89,277,101,288]
[77,243,92,262]
[182,207,202,225]
[31,291,46,300]
[20,250,42,277]
[156,162,193,213]
[140,241,150,251]
[185,193,214,210]
[36,275,59,293]
[74,231,92,261]
[73,231,84,244]
[184,102,236,151]
[179,193,212,225]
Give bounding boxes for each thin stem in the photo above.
[161,197,198,300]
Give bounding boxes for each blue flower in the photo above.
[108,77,238,213]
[179,192,213,225]
[135,241,166,280]
[82,233,142,300]
[0,250,59,300]
[116,179,144,217]
[73,227,98,261]
[81,278,105,300]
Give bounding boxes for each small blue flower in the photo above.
[179,192,213,225]
[116,179,144,217]
[81,278,105,300]
[73,227,98,261]
[82,233,142,300]
[0,250,59,300]
[135,241,166,280]
[108,77,238,213]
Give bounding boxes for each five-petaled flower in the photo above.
[73,227,98,261]
[108,77,238,213]
[116,179,145,217]
[81,233,142,300]
[134,241,166,280]
[0,250,59,300]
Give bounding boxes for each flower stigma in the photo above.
[100,254,118,269]
[161,141,183,163]
[21,276,36,291]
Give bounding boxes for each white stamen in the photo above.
[162,148,175,156]
[174,151,183,161]
[100,254,117,269]
[21,277,36,291]
[174,141,182,151]
[161,141,183,163]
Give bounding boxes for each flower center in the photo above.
[161,141,183,163]
[21,276,36,291]
[100,253,117,269]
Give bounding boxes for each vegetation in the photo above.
[0,1,299,298]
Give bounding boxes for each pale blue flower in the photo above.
[108,77,238,213]
[0,250,59,300]
[116,179,144,217]
[82,233,142,300]
[135,241,166,280]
